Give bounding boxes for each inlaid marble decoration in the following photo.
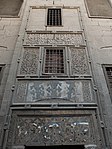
[7,110,99,147]
[14,80,94,103]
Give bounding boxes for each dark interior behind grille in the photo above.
[44,49,64,74]
[47,8,62,26]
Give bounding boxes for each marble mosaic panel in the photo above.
[14,80,94,103]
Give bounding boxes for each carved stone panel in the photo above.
[70,48,90,75]
[19,48,39,75]
[7,110,100,148]
[24,33,84,46]
[14,80,94,103]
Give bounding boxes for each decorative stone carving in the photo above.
[19,48,39,75]
[24,33,83,46]
[14,82,27,103]
[70,48,90,75]
[14,80,94,103]
[83,81,92,101]
[7,110,97,147]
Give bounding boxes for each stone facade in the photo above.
[0,0,112,149]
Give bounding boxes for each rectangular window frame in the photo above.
[0,0,23,17]
[42,47,66,76]
[103,64,112,99]
[84,0,112,19]
[46,8,63,27]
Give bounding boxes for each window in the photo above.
[47,8,62,26]
[0,0,23,16]
[84,0,112,18]
[43,48,65,74]
[103,65,112,98]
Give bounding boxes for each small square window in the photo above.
[43,48,65,74]
[47,8,62,26]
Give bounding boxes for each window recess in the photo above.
[0,0,23,17]
[84,0,112,18]
[103,65,112,99]
[47,8,62,26]
[43,48,65,75]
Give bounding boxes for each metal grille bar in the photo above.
[44,49,64,74]
[47,9,62,26]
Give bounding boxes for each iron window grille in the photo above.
[43,48,65,74]
[47,8,62,26]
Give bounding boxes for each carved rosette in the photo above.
[19,48,39,75]
[70,48,90,75]
[7,110,99,147]
[14,80,94,103]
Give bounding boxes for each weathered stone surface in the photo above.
[0,0,112,148]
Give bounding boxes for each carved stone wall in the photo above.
[7,110,101,148]
[19,48,39,75]
[70,47,90,75]
[24,33,84,46]
[18,47,91,76]
[13,80,94,103]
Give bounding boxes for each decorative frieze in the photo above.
[14,80,94,103]
[7,110,99,147]
[24,33,84,46]
[70,48,90,75]
[19,48,39,75]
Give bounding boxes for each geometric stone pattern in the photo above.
[7,110,99,147]
[24,33,84,46]
[14,80,94,103]
[70,47,90,75]
[19,48,39,75]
